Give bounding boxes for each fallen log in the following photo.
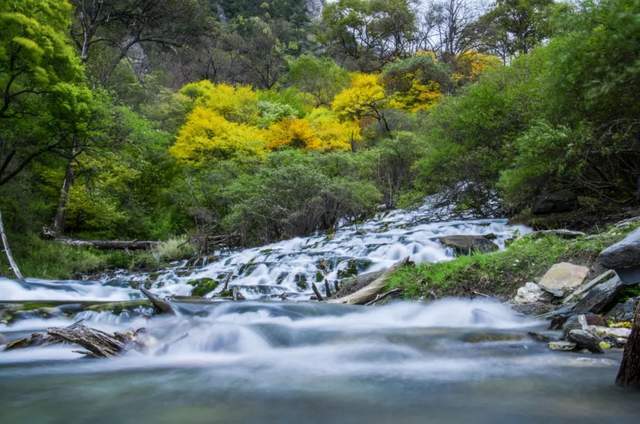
[329,258,410,305]
[4,321,145,358]
[616,303,640,388]
[53,238,160,250]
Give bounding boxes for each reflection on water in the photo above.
[1,299,638,423]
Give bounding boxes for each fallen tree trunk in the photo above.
[616,303,640,388]
[329,258,410,305]
[141,288,176,315]
[5,321,145,358]
[53,238,160,250]
[0,210,24,282]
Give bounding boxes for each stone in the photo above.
[562,314,606,337]
[533,190,578,215]
[597,228,640,282]
[528,331,561,343]
[563,270,617,305]
[514,282,550,304]
[548,341,577,351]
[538,263,589,297]
[572,273,624,314]
[530,229,586,239]
[568,329,604,354]
[606,297,640,322]
[437,235,498,256]
[588,326,632,339]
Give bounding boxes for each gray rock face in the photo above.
[305,0,325,19]
[538,262,589,297]
[568,329,604,353]
[606,297,640,322]
[598,228,640,271]
[437,235,498,256]
[573,273,624,314]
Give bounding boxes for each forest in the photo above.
[1,0,639,277]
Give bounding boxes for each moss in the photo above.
[387,222,640,299]
[294,273,308,289]
[187,278,219,297]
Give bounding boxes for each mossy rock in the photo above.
[337,259,372,279]
[187,278,219,297]
[294,273,308,290]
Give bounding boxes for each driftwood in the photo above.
[364,288,403,306]
[4,321,145,358]
[0,210,24,281]
[311,283,324,301]
[616,303,640,388]
[53,238,160,250]
[329,258,411,305]
[140,288,176,315]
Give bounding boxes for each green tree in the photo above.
[284,55,350,106]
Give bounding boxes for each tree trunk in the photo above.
[616,303,640,388]
[0,210,24,281]
[52,157,75,235]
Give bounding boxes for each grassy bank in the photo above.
[387,223,640,300]
[0,234,195,280]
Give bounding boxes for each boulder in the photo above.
[572,273,624,314]
[533,190,578,215]
[597,228,640,283]
[588,326,632,340]
[606,297,640,322]
[538,263,589,297]
[568,329,604,353]
[437,235,498,256]
[548,341,577,351]
[563,270,617,305]
[514,282,551,304]
[562,314,606,337]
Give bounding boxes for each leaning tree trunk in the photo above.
[52,157,75,235]
[0,210,24,281]
[616,303,640,388]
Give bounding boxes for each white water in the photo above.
[0,199,530,302]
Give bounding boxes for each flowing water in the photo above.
[1,202,639,423]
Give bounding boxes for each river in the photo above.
[1,201,639,423]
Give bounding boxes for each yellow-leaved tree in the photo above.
[452,51,502,86]
[179,80,260,124]
[332,73,387,130]
[170,107,267,164]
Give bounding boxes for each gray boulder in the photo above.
[548,341,577,351]
[568,329,604,353]
[437,235,498,256]
[572,273,624,314]
[538,262,589,297]
[597,228,640,283]
[606,297,640,322]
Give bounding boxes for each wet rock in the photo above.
[572,273,623,314]
[568,329,604,353]
[538,263,589,297]
[562,314,606,337]
[548,341,577,351]
[588,326,631,340]
[563,270,617,305]
[597,227,640,272]
[528,331,561,343]
[514,282,551,304]
[606,297,640,322]
[436,235,498,255]
[533,190,578,215]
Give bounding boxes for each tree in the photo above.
[473,0,554,62]
[418,0,478,62]
[332,73,389,132]
[382,53,451,112]
[284,55,351,106]
[0,0,84,186]
[322,0,419,71]
[70,0,210,83]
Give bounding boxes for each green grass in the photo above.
[387,223,640,299]
[0,234,196,280]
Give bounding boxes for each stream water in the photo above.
[1,201,639,423]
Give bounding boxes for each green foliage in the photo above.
[284,55,351,106]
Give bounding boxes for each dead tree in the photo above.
[616,303,640,388]
[0,210,24,281]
